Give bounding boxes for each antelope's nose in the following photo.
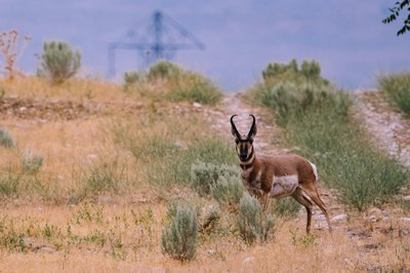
[240,153,248,160]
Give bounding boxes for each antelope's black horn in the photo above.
[247,114,257,139]
[230,114,241,139]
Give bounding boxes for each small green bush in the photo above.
[0,172,20,198]
[21,150,43,174]
[161,202,198,261]
[0,127,15,148]
[211,173,244,206]
[379,73,410,116]
[124,71,142,85]
[238,193,275,245]
[38,41,81,84]
[148,138,236,188]
[147,61,181,80]
[191,162,239,196]
[167,72,222,105]
[261,59,328,87]
[251,81,350,127]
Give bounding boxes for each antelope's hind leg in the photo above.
[301,183,332,232]
[291,187,313,234]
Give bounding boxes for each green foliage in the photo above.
[237,193,275,245]
[123,71,143,88]
[167,71,222,105]
[148,138,236,188]
[0,218,26,252]
[285,95,409,210]
[38,41,81,84]
[0,127,15,148]
[261,59,328,87]
[191,162,240,196]
[211,172,244,206]
[379,73,410,116]
[124,61,222,105]
[249,60,409,211]
[383,1,410,36]
[147,61,181,80]
[253,81,350,126]
[0,171,20,198]
[272,198,301,218]
[21,150,43,174]
[161,202,198,261]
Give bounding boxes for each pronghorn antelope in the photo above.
[230,114,332,233]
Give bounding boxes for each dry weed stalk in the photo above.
[0,29,31,79]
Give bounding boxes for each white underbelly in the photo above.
[270,175,299,198]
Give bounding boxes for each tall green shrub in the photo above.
[161,202,198,261]
[38,41,81,84]
[0,127,15,148]
[238,193,275,245]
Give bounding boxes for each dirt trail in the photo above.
[355,91,410,168]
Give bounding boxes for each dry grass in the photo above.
[1,202,409,272]
[0,76,126,102]
[1,76,410,272]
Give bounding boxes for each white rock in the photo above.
[403,195,410,201]
[331,214,348,222]
[193,102,202,108]
[399,217,410,222]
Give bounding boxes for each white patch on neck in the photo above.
[270,175,299,198]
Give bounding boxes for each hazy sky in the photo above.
[1,0,409,91]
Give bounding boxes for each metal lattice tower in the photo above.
[108,10,205,76]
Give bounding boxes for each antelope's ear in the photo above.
[247,114,257,140]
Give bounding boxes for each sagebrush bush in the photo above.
[253,81,350,126]
[378,73,410,116]
[0,127,15,148]
[148,138,236,188]
[21,150,43,174]
[211,173,244,206]
[161,202,198,261]
[167,72,222,105]
[38,41,81,84]
[0,171,20,198]
[147,61,181,80]
[238,193,275,245]
[123,71,143,89]
[124,61,222,105]
[261,59,328,87]
[191,162,239,196]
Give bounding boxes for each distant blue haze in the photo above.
[1,0,409,91]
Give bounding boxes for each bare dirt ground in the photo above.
[354,91,410,168]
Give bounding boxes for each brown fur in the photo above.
[230,114,331,233]
[242,153,332,233]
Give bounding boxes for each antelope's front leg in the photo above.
[261,192,271,211]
